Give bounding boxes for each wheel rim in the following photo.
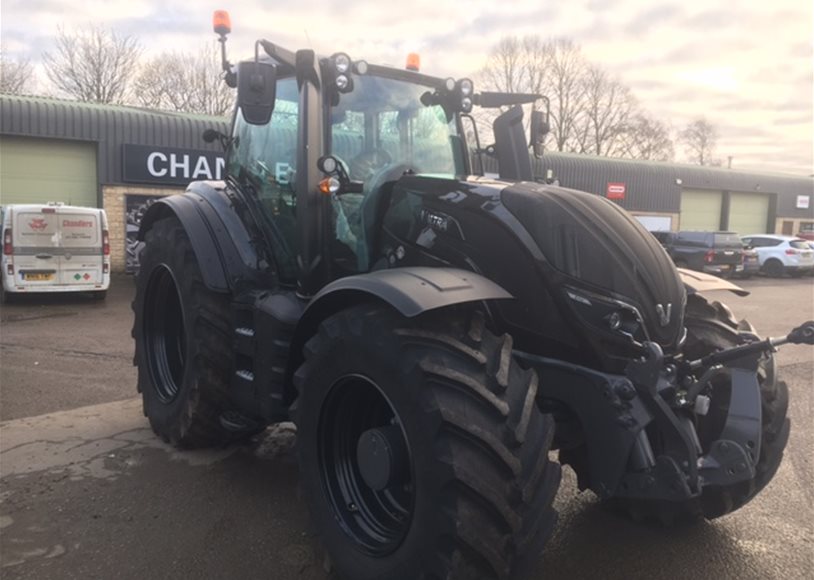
[318,375,414,556]
[143,264,186,403]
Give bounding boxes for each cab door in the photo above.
[11,208,61,288]
[57,209,103,286]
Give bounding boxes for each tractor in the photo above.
[132,11,813,580]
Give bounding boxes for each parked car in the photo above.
[740,234,814,277]
[737,244,761,278]
[650,230,744,277]
[797,223,814,241]
[1,203,110,301]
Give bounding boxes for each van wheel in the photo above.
[133,216,242,448]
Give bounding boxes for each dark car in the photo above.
[651,230,744,277]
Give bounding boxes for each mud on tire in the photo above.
[294,304,561,580]
[132,216,239,448]
[608,294,790,524]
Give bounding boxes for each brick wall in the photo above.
[102,184,185,273]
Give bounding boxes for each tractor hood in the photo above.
[501,182,686,349]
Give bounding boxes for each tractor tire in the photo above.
[294,305,560,580]
[132,216,238,448]
[607,294,790,524]
[763,258,785,278]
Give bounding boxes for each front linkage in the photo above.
[525,320,813,503]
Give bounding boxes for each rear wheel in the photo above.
[132,217,241,447]
[294,305,560,580]
[607,294,790,524]
[763,259,785,277]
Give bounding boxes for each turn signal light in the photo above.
[319,177,340,195]
[213,10,231,35]
[406,53,420,72]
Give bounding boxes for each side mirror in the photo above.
[237,61,277,125]
[529,109,549,159]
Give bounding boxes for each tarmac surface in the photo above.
[1,274,812,579]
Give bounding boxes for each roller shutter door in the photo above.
[728,192,769,235]
[680,189,722,231]
[0,136,98,207]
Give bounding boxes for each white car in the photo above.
[740,234,814,277]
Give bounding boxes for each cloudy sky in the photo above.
[2,0,812,175]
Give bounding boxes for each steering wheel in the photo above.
[349,148,393,181]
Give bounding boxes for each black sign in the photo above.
[122,144,226,186]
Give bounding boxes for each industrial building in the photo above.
[1,93,812,272]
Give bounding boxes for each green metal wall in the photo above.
[0,136,97,207]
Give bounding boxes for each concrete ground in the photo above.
[1,274,812,579]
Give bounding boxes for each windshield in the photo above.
[329,75,464,180]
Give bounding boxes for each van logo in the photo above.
[655,303,672,327]
[28,218,48,231]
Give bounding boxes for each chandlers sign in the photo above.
[123,144,226,186]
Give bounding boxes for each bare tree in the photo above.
[573,65,637,156]
[619,114,674,161]
[42,26,142,103]
[133,43,234,116]
[543,39,588,152]
[0,50,34,95]
[679,118,717,165]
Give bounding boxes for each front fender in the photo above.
[678,268,749,297]
[286,267,513,394]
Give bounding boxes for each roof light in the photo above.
[459,78,474,97]
[444,77,456,91]
[461,97,473,113]
[336,74,350,92]
[333,53,352,74]
[406,53,420,72]
[213,10,231,35]
[354,60,369,75]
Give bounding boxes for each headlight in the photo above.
[565,287,648,345]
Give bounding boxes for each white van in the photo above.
[1,203,110,300]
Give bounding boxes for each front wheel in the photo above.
[294,305,560,580]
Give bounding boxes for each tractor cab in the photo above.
[215,16,548,293]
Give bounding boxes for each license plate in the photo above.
[724,251,734,255]
[24,273,54,281]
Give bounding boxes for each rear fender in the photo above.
[138,181,262,292]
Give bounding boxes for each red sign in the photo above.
[607,182,626,200]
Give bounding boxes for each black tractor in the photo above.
[132,12,813,580]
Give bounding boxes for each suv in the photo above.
[651,231,743,276]
[740,234,814,277]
